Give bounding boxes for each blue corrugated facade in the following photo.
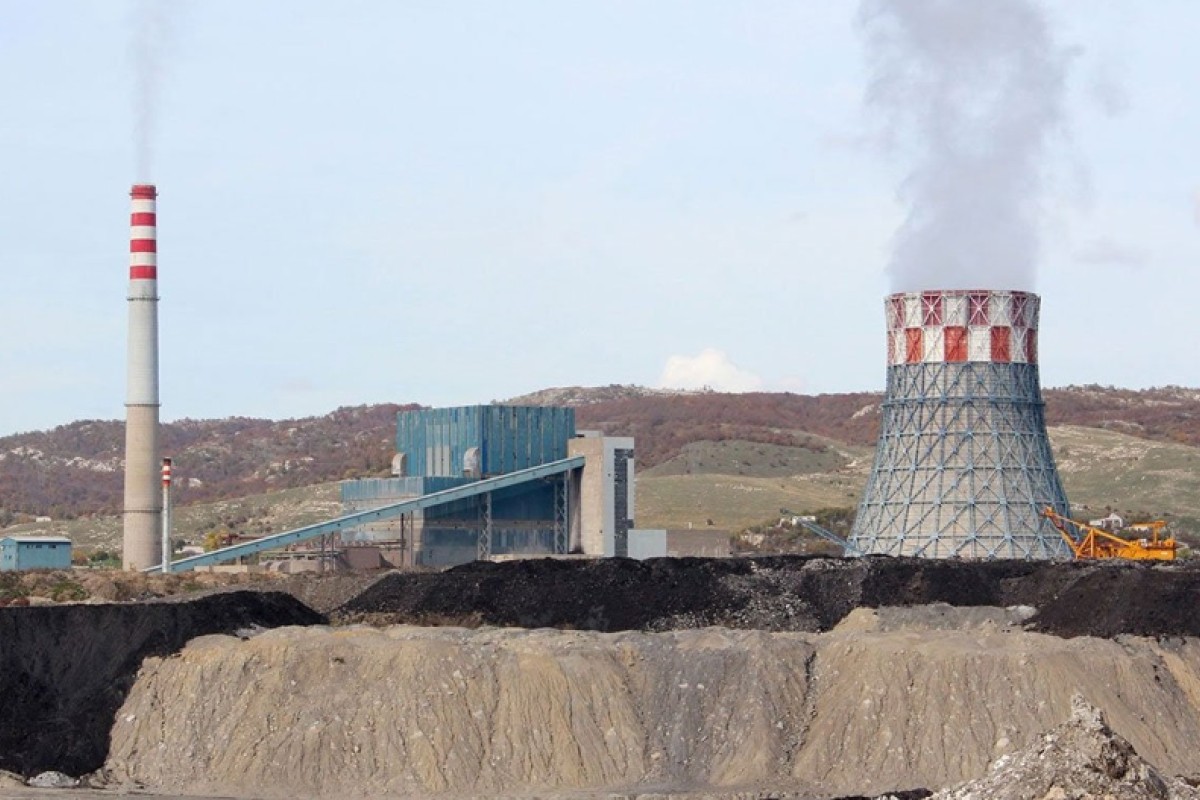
[341,477,472,504]
[340,473,558,524]
[0,537,72,571]
[341,406,576,566]
[396,406,575,478]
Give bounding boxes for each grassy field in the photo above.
[644,438,852,478]
[637,437,874,531]
[1050,425,1200,525]
[638,428,1200,536]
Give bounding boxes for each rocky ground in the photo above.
[5,555,1200,798]
[0,567,385,610]
[929,694,1200,799]
[0,567,285,606]
[98,619,1200,798]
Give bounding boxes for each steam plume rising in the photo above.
[131,0,173,180]
[858,0,1072,292]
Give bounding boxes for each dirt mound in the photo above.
[0,568,288,606]
[269,571,393,613]
[0,591,324,778]
[104,623,1200,799]
[336,556,1200,639]
[932,694,1200,799]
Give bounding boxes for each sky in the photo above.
[0,1,1197,436]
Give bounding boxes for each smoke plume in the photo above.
[130,0,175,180]
[858,0,1073,292]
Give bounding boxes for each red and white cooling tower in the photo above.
[123,184,162,570]
[849,289,1071,559]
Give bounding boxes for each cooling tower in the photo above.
[123,184,161,570]
[848,289,1071,559]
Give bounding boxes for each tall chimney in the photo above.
[123,184,161,570]
[849,289,1071,559]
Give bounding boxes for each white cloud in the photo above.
[658,349,763,393]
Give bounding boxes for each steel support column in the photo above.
[553,474,568,554]
[477,491,493,561]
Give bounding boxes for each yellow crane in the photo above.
[1041,507,1176,561]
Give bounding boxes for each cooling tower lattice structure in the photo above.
[848,289,1071,559]
[123,184,162,570]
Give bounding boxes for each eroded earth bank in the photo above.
[6,556,1200,799]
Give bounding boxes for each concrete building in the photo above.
[341,406,636,567]
[568,432,635,557]
[627,529,732,560]
[1,536,72,571]
[1089,513,1125,532]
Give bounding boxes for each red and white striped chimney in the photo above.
[123,184,162,570]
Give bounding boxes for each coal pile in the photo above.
[0,590,324,778]
[1024,563,1200,639]
[340,556,819,631]
[337,555,1200,639]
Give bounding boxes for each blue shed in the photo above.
[0,536,73,571]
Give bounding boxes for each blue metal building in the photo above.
[0,536,73,571]
[394,405,575,478]
[343,406,578,566]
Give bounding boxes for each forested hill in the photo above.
[0,404,412,523]
[1,385,1198,522]
[572,385,1200,467]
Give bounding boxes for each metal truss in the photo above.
[849,362,1071,559]
[477,491,493,561]
[152,456,585,573]
[553,474,568,554]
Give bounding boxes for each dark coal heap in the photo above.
[0,590,324,778]
[338,555,1200,640]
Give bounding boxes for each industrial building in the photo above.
[340,406,636,566]
[849,289,1071,559]
[160,404,638,572]
[0,536,72,571]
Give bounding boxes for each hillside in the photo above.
[634,426,1200,538]
[2,386,1200,548]
[1,481,344,554]
[0,404,412,522]
[570,384,1200,464]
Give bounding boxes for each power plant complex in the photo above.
[340,405,637,566]
[159,405,641,572]
[115,189,1075,567]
